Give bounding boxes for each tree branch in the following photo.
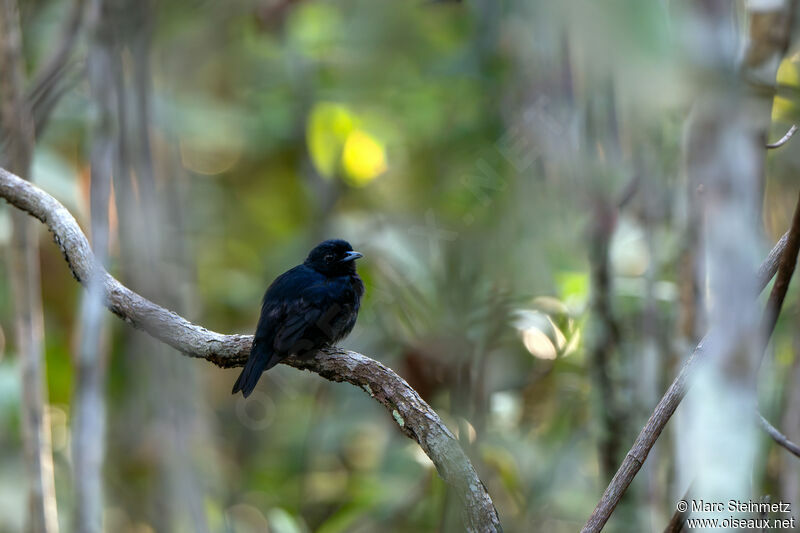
[0,166,502,533]
[660,190,800,531]
[759,413,800,458]
[759,231,790,288]
[580,228,790,533]
[594,186,800,533]
[25,0,85,135]
[761,191,800,341]
[766,124,798,149]
[584,0,798,523]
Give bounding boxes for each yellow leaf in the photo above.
[306,103,356,178]
[773,56,800,122]
[777,55,800,88]
[342,130,387,187]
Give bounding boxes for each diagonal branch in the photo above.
[580,227,790,533]
[760,191,800,341]
[758,413,800,458]
[587,188,800,532]
[660,191,800,531]
[0,166,502,533]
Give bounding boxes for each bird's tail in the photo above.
[232,343,277,397]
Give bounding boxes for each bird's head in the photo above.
[305,239,363,276]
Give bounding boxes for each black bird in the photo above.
[232,239,365,397]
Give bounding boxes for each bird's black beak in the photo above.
[341,251,363,262]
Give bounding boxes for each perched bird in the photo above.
[232,239,365,397]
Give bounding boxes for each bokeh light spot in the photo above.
[342,129,387,186]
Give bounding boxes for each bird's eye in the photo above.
[324,254,334,263]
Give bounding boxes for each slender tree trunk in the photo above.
[0,1,60,532]
[105,2,211,529]
[587,197,623,482]
[677,0,794,512]
[71,0,114,531]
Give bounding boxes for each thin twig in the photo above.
[0,167,502,533]
[758,413,800,458]
[766,124,798,149]
[25,0,85,132]
[29,59,84,135]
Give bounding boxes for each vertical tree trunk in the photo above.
[0,1,60,532]
[103,2,211,529]
[587,197,624,482]
[585,82,626,488]
[678,0,796,510]
[71,1,114,531]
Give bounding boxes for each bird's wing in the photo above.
[253,265,319,345]
[272,284,332,354]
